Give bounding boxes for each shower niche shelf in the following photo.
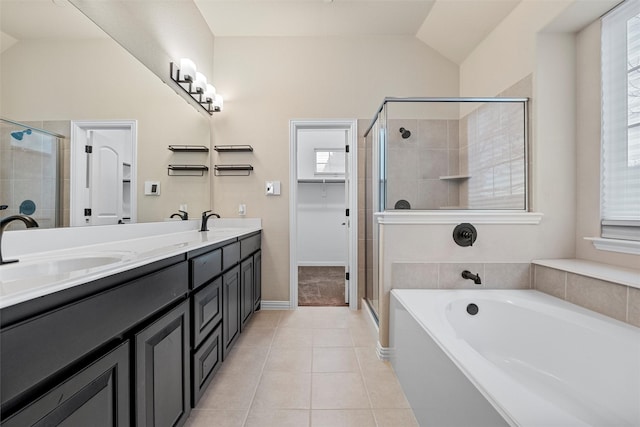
[168,165,209,176]
[168,145,210,152]
[214,145,253,152]
[214,164,253,176]
[439,175,470,180]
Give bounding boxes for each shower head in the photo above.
[10,129,32,141]
[399,127,411,139]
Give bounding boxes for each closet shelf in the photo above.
[214,164,254,176]
[168,145,210,152]
[168,165,209,176]
[214,145,254,152]
[298,178,345,184]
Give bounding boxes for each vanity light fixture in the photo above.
[170,58,222,115]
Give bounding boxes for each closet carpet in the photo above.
[298,266,347,306]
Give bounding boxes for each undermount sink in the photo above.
[0,253,130,284]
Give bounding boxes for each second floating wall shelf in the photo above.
[214,165,253,176]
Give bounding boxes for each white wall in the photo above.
[211,35,459,301]
[296,128,347,265]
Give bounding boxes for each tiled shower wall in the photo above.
[460,102,526,209]
[386,119,460,210]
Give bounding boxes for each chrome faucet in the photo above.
[0,215,39,264]
[461,270,482,285]
[200,210,220,232]
[170,210,188,220]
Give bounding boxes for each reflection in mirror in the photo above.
[0,119,63,230]
[0,0,211,228]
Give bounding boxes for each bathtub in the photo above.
[389,289,640,427]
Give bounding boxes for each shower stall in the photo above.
[1,118,64,229]
[363,98,529,318]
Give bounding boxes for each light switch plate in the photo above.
[265,180,281,196]
[144,181,160,196]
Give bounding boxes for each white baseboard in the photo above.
[260,300,292,310]
[376,342,393,361]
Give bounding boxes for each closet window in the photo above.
[601,0,640,241]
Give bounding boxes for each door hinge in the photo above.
[345,272,350,281]
[345,209,350,217]
[84,208,92,216]
[85,145,93,153]
[345,145,350,153]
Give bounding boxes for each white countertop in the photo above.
[0,219,261,310]
[532,258,640,289]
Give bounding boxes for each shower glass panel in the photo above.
[384,98,528,211]
[1,118,63,229]
[363,98,528,319]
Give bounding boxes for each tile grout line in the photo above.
[240,311,280,427]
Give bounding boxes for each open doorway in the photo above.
[289,119,358,309]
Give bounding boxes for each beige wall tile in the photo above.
[311,409,376,427]
[439,263,485,289]
[533,265,566,299]
[566,274,628,322]
[391,263,438,289]
[484,263,530,289]
[628,287,640,328]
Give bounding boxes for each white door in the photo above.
[70,121,137,226]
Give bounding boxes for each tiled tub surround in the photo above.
[532,260,640,328]
[389,289,640,426]
[392,259,640,328]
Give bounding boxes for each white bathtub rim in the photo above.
[390,289,635,427]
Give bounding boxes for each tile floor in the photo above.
[185,307,419,427]
[298,266,348,306]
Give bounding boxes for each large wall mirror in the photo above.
[0,0,212,229]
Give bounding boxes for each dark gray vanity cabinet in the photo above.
[222,265,241,358]
[253,250,262,311]
[135,300,190,427]
[240,256,254,330]
[1,342,129,427]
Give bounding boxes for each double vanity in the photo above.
[0,219,262,426]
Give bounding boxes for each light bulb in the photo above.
[179,58,196,81]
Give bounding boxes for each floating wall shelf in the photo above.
[439,175,471,180]
[168,145,210,152]
[214,145,254,152]
[214,164,254,176]
[168,165,209,176]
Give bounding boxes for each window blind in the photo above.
[602,0,640,241]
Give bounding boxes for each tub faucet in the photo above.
[200,210,220,232]
[462,270,482,285]
[0,215,39,265]
[171,210,188,220]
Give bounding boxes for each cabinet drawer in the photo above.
[223,242,240,271]
[192,277,222,347]
[240,233,261,259]
[192,324,222,407]
[191,249,222,290]
[2,341,129,427]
